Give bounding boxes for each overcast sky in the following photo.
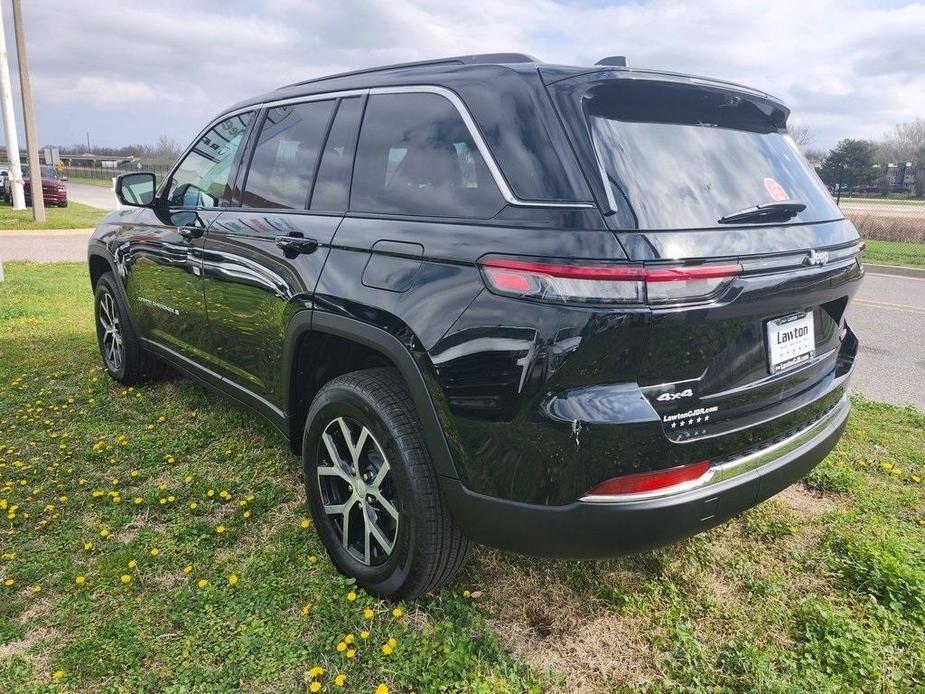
[1,0,923,152]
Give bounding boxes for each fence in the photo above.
[61,164,172,185]
[836,195,925,245]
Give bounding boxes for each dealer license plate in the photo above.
[766,311,815,374]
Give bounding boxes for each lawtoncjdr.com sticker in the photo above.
[662,405,719,429]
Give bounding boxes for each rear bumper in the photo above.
[443,393,849,558]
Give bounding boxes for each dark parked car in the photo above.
[87,54,862,598]
[23,165,68,207]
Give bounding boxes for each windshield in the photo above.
[24,166,59,180]
[586,81,841,230]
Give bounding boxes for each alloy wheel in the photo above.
[98,290,124,372]
[316,416,399,566]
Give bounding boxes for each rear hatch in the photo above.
[547,72,862,452]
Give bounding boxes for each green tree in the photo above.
[818,139,877,191]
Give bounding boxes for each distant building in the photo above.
[58,153,136,168]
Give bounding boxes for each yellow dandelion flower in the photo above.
[183,565,193,574]
[392,607,403,618]
[336,641,347,652]
[345,648,355,659]
[387,637,397,648]
[381,643,393,655]
[376,683,389,694]
[32,584,42,593]
[227,574,238,586]
[52,670,65,681]
[346,590,357,602]
[150,548,159,557]
[120,574,132,584]
[463,590,471,598]
[359,630,369,639]
[912,475,922,484]
[363,608,374,619]
[309,683,322,693]
[197,579,208,589]
[243,510,252,519]
[891,468,903,476]
[189,501,198,510]
[128,560,137,569]
[882,462,894,470]
[99,529,110,538]
[134,497,143,505]
[75,575,85,585]
[4,578,15,587]
[301,603,313,615]
[334,673,346,687]
[919,519,925,527]
[307,555,318,564]
[83,541,93,551]
[300,518,311,529]
[307,666,325,678]
[206,489,215,497]
[344,633,354,645]
[215,525,225,534]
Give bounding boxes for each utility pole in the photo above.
[0,5,24,209]
[11,0,43,222]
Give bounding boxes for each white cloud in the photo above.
[7,0,925,148]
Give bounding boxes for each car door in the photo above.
[121,111,254,364]
[201,95,365,411]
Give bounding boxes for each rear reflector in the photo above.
[479,257,740,305]
[584,460,711,497]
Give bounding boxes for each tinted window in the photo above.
[586,81,841,229]
[311,97,363,211]
[242,101,335,209]
[168,113,251,208]
[351,93,504,218]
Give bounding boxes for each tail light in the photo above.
[479,257,741,306]
[583,460,711,500]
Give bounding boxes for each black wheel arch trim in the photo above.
[285,310,460,480]
[88,245,143,341]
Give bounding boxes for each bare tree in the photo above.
[153,134,182,162]
[787,122,815,150]
[881,118,925,163]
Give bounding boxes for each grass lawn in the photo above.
[862,239,925,268]
[0,202,105,231]
[2,262,924,692]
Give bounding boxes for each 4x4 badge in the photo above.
[805,249,830,266]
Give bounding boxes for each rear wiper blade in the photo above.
[718,199,807,224]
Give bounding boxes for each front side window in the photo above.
[351,93,504,218]
[167,112,251,208]
[242,100,336,209]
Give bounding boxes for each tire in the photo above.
[303,367,470,599]
[93,272,161,385]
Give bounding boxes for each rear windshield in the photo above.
[586,81,841,229]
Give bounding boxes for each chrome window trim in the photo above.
[580,393,849,504]
[170,85,596,210]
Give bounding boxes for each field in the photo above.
[0,202,105,231]
[1,262,924,693]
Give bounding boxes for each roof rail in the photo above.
[596,56,628,67]
[280,53,541,90]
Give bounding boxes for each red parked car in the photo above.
[23,165,68,207]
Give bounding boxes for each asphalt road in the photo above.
[0,237,922,410]
[66,181,118,210]
[848,268,925,410]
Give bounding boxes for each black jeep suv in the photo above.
[88,53,862,598]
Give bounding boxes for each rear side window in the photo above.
[351,92,504,219]
[168,112,251,208]
[242,100,335,209]
[585,81,841,229]
[310,97,363,211]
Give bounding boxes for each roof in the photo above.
[222,53,783,115]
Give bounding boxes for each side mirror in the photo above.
[116,172,157,207]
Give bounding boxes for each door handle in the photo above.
[275,235,319,257]
[178,226,204,240]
